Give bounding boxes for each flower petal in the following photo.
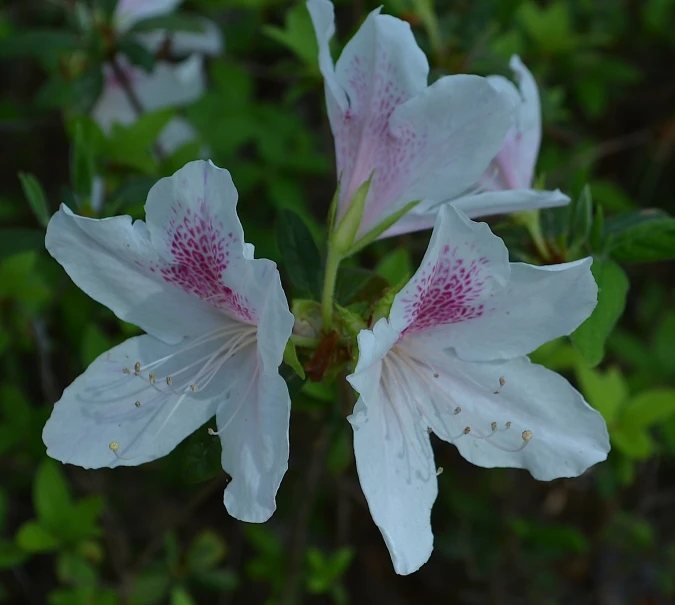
[137,18,224,56]
[219,265,293,522]
[115,0,184,33]
[411,350,610,480]
[418,258,597,361]
[358,75,514,236]
[45,205,223,344]
[347,322,437,575]
[158,117,199,154]
[144,160,263,324]
[43,333,229,468]
[384,188,570,238]
[93,56,205,134]
[389,204,510,335]
[510,55,541,184]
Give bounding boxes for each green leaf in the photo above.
[128,13,207,34]
[18,172,50,227]
[16,522,60,552]
[589,205,604,252]
[0,540,27,568]
[130,570,171,605]
[569,184,592,249]
[572,260,629,366]
[71,121,96,198]
[187,530,227,573]
[276,210,323,299]
[117,38,156,71]
[621,389,675,428]
[68,496,104,541]
[0,30,78,58]
[335,267,388,306]
[34,460,73,534]
[606,212,675,262]
[283,340,306,380]
[180,426,222,484]
[194,568,238,592]
[56,551,98,586]
[263,3,319,67]
[170,587,196,605]
[574,364,627,424]
[0,228,45,260]
[327,427,352,475]
[375,248,412,286]
[611,426,655,460]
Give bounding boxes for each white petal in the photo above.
[347,348,437,574]
[157,117,199,154]
[389,204,510,335]
[383,188,570,238]
[218,350,291,523]
[411,349,609,480]
[115,0,184,33]
[306,0,349,113]
[137,18,223,55]
[357,75,513,236]
[45,205,223,344]
[419,258,597,361]
[92,57,205,134]
[452,188,570,220]
[43,333,228,468]
[219,266,293,522]
[510,55,541,180]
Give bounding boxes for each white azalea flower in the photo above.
[390,56,569,236]
[306,0,515,242]
[92,0,223,154]
[347,204,610,574]
[43,160,293,523]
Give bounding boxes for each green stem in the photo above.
[321,245,341,331]
[290,334,321,348]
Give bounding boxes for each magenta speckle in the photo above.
[149,200,255,323]
[401,244,489,333]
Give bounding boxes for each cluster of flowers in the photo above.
[44,0,610,574]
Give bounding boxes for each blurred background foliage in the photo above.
[1,0,675,603]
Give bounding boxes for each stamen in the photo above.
[134,362,141,374]
[491,421,497,432]
[109,441,119,451]
[454,407,461,415]
[522,430,533,442]
[149,373,156,384]
[436,467,443,476]
[135,401,141,408]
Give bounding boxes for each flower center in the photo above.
[107,323,258,459]
[383,338,532,454]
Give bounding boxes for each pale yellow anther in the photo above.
[463,426,471,435]
[149,373,156,384]
[207,427,216,435]
[505,421,512,429]
[109,441,120,451]
[436,467,444,476]
[454,407,461,415]
[499,377,506,387]
[491,421,497,432]
[134,362,141,374]
[522,430,533,442]
[166,376,173,386]
[190,384,198,392]
[135,401,141,408]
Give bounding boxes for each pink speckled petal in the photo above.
[389,205,510,335]
[408,350,609,480]
[358,75,513,237]
[115,0,184,33]
[418,258,597,361]
[43,334,226,468]
[144,161,264,324]
[346,320,437,575]
[308,0,429,223]
[46,205,224,345]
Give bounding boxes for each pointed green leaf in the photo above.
[276,210,323,299]
[621,389,675,428]
[18,172,50,227]
[332,175,372,256]
[347,201,419,256]
[283,340,306,380]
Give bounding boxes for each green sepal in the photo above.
[283,340,306,380]
[331,174,373,256]
[334,303,367,340]
[346,200,419,256]
[371,273,411,325]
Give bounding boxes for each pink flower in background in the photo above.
[389,56,569,236]
[347,204,609,574]
[43,161,293,523]
[307,0,515,242]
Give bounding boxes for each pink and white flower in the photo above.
[347,205,610,574]
[307,0,516,243]
[43,160,293,523]
[390,56,569,236]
